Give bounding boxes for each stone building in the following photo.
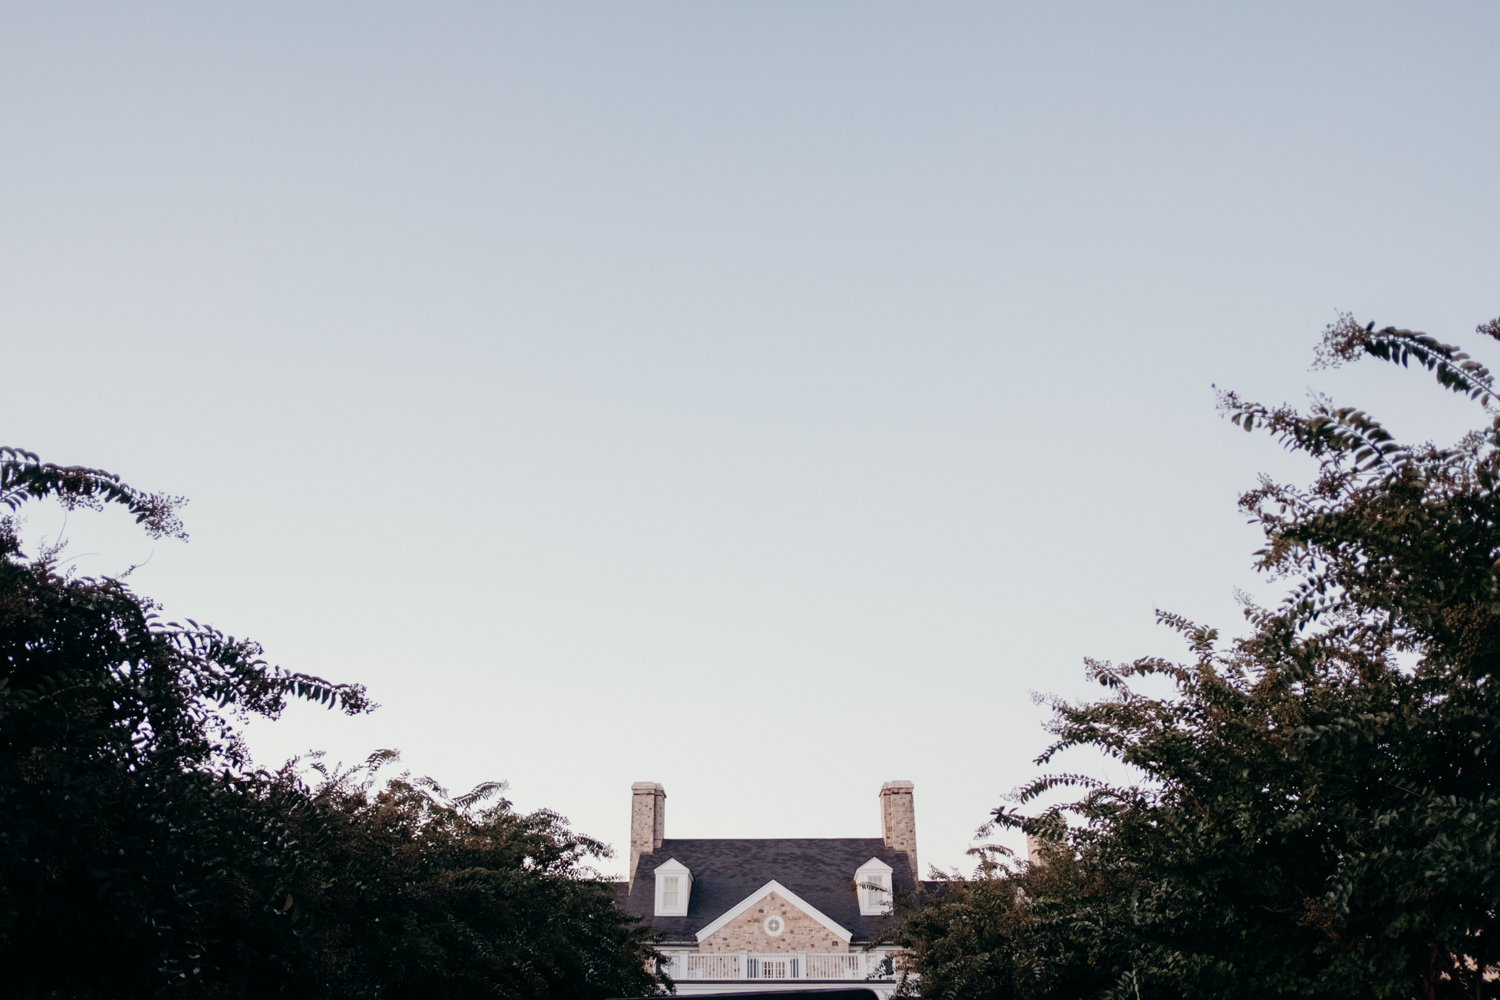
[617,781,918,997]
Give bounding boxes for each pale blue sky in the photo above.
[3,2,1498,876]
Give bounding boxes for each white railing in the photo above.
[663,951,894,981]
[683,953,740,980]
[805,953,864,979]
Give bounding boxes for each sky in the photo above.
[2,2,1498,878]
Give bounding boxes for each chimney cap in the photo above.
[632,782,665,792]
[880,780,915,791]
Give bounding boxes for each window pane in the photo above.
[663,876,679,908]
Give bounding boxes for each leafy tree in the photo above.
[888,316,1500,1000]
[254,754,667,999]
[0,449,665,999]
[882,842,1119,1000]
[0,449,372,996]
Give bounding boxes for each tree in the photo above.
[0,449,372,995]
[0,449,665,999]
[881,842,1120,1000]
[249,753,667,999]
[887,315,1500,1000]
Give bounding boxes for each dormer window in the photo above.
[855,857,894,916]
[653,858,692,916]
[863,873,889,912]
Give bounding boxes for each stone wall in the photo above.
[698,891,849,954]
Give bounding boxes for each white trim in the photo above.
[694,879,853,944]
[855,857,894,916]
[654,858,692,916]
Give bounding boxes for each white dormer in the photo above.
[855,857,894,915]
[653,858,692,916]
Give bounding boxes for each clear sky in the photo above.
[3,2,1498,878]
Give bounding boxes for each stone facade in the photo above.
[698,891,849,954]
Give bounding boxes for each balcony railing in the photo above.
[804,954,863,980]
[683,954,740,980]
[665,951,894,982]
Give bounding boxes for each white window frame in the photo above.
[653,858,692,916]
[855,857,894,916]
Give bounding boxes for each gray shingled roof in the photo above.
[619,838,915,945]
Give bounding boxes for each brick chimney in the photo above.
[629,782,665,885]
[1026,821,1064,866]
[879,780,918,878]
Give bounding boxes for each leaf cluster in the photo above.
[887,315,1500,1000]
[0,452,664,999]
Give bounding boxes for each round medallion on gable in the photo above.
[763,914,786,937]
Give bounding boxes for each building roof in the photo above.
[620,838,915,945]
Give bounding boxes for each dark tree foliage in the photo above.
[257,756,667,1000]
[885,316,1500,1000]
[0,449,664,999]
[882,843,1120,1000]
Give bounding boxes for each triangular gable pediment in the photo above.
[694,879,853,944]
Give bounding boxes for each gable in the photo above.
[695,880,852,953]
